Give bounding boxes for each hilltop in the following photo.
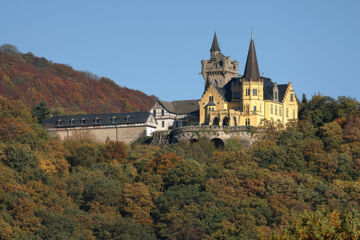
[0,44,156,114]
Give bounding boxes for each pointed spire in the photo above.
[210,32,221,52]
[243,33,260,81]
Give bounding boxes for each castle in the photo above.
[151,33,298,130]
[45,33,298,143]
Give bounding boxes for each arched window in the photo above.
[213,117,220,126]
[223,117,229,126]
[214,80,218,87]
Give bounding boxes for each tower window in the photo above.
[161,109,164,116]
[270,104,273,114]
[253,89,257,96]
[275,92,278,100]
[275,105,278,115]
[290,93,294,102]
[209,96,214,102]
[214,80,218,87]
[153,109,156,116]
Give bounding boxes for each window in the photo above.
[214,80,218,87]
[270,104,273,114]
[153,109,156,116]
[275,92,278,100]
[111,116,117,123]
[275,105,278,115]
[162,121,164,127]
[70,119,75,125]
[245,118,250,126]
[253,89,257,96]
[279,107,282,116]
[290,93,294,102]
[161,109,164,116]
[286,108,289,117]
[81,118,86,124]
[209,96,214,102]
[94,118,100,124]
[233,92,240,99]
[245,88,250,96]
[253,106,256,112]
[57,119,63,126]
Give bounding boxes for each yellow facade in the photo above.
[199,81,298,127]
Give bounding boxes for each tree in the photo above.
[101,141,128,164]
[121,182,154,225]
[31,101,51,124]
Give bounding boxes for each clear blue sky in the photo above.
[1,0,359,101]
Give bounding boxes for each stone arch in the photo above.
[210,138,225,149]
[223,117,229,126]
[213,117,220,126]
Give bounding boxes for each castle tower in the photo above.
[201,33,239,90]
[241,33,265,126]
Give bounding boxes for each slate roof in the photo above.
[210,32,221,52]
[243,38,260,81]
[158,99,199,114]
[263,79,288,101]
[43,111,151,128]
[220,77,289,102]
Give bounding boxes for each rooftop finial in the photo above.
[251,28,254,40]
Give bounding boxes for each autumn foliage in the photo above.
[0,44,156,114]
[0,73,360,239]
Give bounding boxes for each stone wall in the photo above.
[51,125,152,144]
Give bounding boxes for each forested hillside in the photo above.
[0,44,156,114]
[0,94,359,239]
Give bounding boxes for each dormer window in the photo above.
[273,83,279,101]
[57,119,63,126]
[70,119,75,125]
[125,115,132,122]
[81,118,86,124]
[94,118,100,124]
[111,116,117,123]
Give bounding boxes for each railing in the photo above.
[172,125,249,132]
